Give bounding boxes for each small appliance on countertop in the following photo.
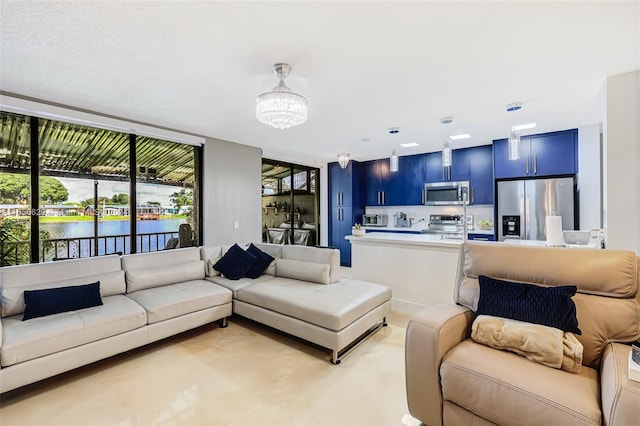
[421,214,466,239]
[394,212,410,227]
[362,214,388,227]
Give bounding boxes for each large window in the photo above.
[0,111,201,266]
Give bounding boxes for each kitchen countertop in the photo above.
[361,225,494,235]
[346,231,464,248]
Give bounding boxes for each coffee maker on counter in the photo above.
[394,212,410,227]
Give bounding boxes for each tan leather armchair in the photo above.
[405,242,640,426]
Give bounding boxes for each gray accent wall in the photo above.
[202,137,262,245]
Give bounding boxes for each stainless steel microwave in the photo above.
[424,181,470,205]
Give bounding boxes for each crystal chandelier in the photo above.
[256,63,308,129]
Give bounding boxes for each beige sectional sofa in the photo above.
[0,243,391,393]
[201,243,392,364]
[405,242,640,426]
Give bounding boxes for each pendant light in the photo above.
[337,153,350,169]
[441,116,453,167]
[390,150,399,172]
[506,102,522,161]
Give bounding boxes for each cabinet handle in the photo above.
[382,191,385,205]
[341,192,344,205]
[534,155,537,175]
[448,167,451,181]
[442,167,445,181]
[471,187,475,204]
[421,189,425,204]
[474,237,489,241]
[526,156,530,175]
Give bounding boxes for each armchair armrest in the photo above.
[405,304,474,426]
[600,342,640,426]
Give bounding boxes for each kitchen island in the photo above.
[346,232,463,314]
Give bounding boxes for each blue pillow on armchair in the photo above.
[477,275,581,335]
[213,243,257,280]
[23,281,103,321]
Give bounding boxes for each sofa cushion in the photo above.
[200,246,223,277]
[276,258,331,285]
[281,245,340,283]
[440,339,601,426]
[125,261,205,293]
[213,243,256,280]
[0,295,147,367]
[477,275,581,334]
[236,277,391,331]
[125,280,232,324]
[206,274,274,298]
[245,244,275,279]
[251,243,282,276]
[23,282,103,321]
[0,255,125,317]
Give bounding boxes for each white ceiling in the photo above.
[1,1,638,164]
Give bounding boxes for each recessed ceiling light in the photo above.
[400,142,420,148]
[512,122,537,131]
[388,127,400,134]
[450,134,471,140]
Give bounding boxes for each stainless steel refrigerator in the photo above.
[497,177,576,242]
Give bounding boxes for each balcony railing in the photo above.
[0,231,180,265]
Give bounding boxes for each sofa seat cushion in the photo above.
[236,278,391,331]
[440,339,601,426]
[206,275,274,298]
[1,295,146,367]
[126,280,232,324]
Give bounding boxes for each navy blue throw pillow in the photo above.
[213,244,257,280]
[477,275,581,335]
[244,243,275,279]
[23,281,103,321]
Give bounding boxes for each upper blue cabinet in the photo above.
[468,145,494,205]
[364,155,427,206]
[425,149,470,183]
[493,129,578,179]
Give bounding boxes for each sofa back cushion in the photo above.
[251,243,282,276]
[0,255,124,317]
[122,247,204,293]
[275,258,331,284]
[281,245,340,284]
[200,246,223,277]
[455,242,640,368]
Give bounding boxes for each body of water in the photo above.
[40,218,188,258]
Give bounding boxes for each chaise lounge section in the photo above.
[201,243,392,364]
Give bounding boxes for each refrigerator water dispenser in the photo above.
[502,215,521,238]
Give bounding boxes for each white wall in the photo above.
[577,123,603,230]
[603,70,640,253]
[202,137,262,245]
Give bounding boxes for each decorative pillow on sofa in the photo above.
[23,281,103,321]
[244,243,275,279]
[276,258,331,284]
[477,275,581,335]
[213,243,257,280]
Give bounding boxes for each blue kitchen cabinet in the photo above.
[363,159,391,205]
[468,145,494,205]
[328,161,364,266]
[425,149,470,183]
[494,129,577,179]
[396,154,427,205]
[330,205,353,265]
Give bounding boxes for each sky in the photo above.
[58,177,181,206]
